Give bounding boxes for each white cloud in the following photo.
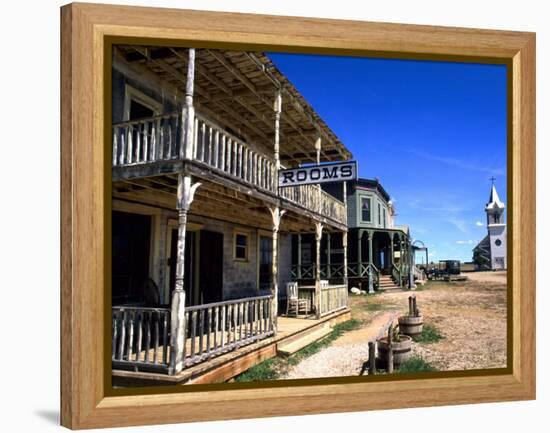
[475,221,484,227]
[456,240,475,245]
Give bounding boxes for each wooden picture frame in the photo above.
[60,2,535,429]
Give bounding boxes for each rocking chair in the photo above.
[286,282,310,317]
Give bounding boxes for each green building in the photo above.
[292,178,421,292]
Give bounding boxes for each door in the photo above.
[259,235,273,291]
[168,229,196,306]
[199,230,224,304]
[112,211,152,305]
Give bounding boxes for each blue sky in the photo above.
[268,52,507,263]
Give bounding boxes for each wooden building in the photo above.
[110,46,352,383]
[292,178,417,292]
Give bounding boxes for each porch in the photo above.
[291,228,415,292]
[112,301,350,386]
[110,46,352,382]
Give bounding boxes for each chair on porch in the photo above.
[286,282,310,317]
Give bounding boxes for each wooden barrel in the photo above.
[377,335,412,367]
[398,315,424,336]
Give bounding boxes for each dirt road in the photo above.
[282,271,507,379]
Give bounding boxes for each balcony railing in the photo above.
[112,112,347,225]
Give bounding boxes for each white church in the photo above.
[472,181,507,270]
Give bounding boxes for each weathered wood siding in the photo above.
[112,67,178,123]
[113,202,293,305]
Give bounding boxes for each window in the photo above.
[495,239,502,246]
[383,208,387,228]
[123,84,163,121]
[234,232,249,261]
[378,202,382,225]
[361,197,371,222]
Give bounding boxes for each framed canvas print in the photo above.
[60,2,536,429]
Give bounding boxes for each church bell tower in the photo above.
[486,179,507,270]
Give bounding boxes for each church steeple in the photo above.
[473,178,507,271]
[486,179,505,225]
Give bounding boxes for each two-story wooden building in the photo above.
[110,46,352,385]
[291,178,415,292]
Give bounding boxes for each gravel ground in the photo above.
[281,271,507,379]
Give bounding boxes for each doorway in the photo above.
[258,235,273,291]
[112,211,152,305]
[167,229,223,306]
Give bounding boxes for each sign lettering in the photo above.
[278,161,357,187]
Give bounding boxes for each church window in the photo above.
[495,239,502,246]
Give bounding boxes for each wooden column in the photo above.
[409,240,416,290]
[181,48,195,160]
[326,232,332,279]
[357,229,363,281]
[273,89,282,181]
[169,174,201,375]
[315,221,323,319]
[342,181,349,288]
[297,233,302,279]
[399,235,405,287]
[268,206,285,333]
[315,135,322,213]
[389,232,395,271]
[367,230,374,294]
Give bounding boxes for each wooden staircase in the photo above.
[378,275,402,292]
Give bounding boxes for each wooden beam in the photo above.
[207,49,327,162]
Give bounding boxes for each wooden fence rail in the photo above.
[112,294,275,374]
[112,306,171,373]
[182,294,274,368]
[319,284,348,317]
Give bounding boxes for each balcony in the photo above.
[112,112,347,227]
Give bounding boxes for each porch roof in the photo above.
[114,45,352,166]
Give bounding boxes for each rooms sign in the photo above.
[278,161,357,187]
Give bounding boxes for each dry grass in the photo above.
[283,271,507,379]
[371,271,507,371]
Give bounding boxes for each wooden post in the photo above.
[367,230,374,294]
[342,181,349,289]
[326,232,331,279]
[408,296,414,316]
[343,230,348,288]
[368,341,376,375]
[268,206,285,333]
[315,221,323,319]
[357,229,363,283]
[169,174,201,375]
[181,48,195,160]
[297,233,302,279]
[387,325,394,374]
[389,232,395,273]
[399,235,405,286]
[409,240,416,290]
[273,89,282,189]
[315,135,322,214]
